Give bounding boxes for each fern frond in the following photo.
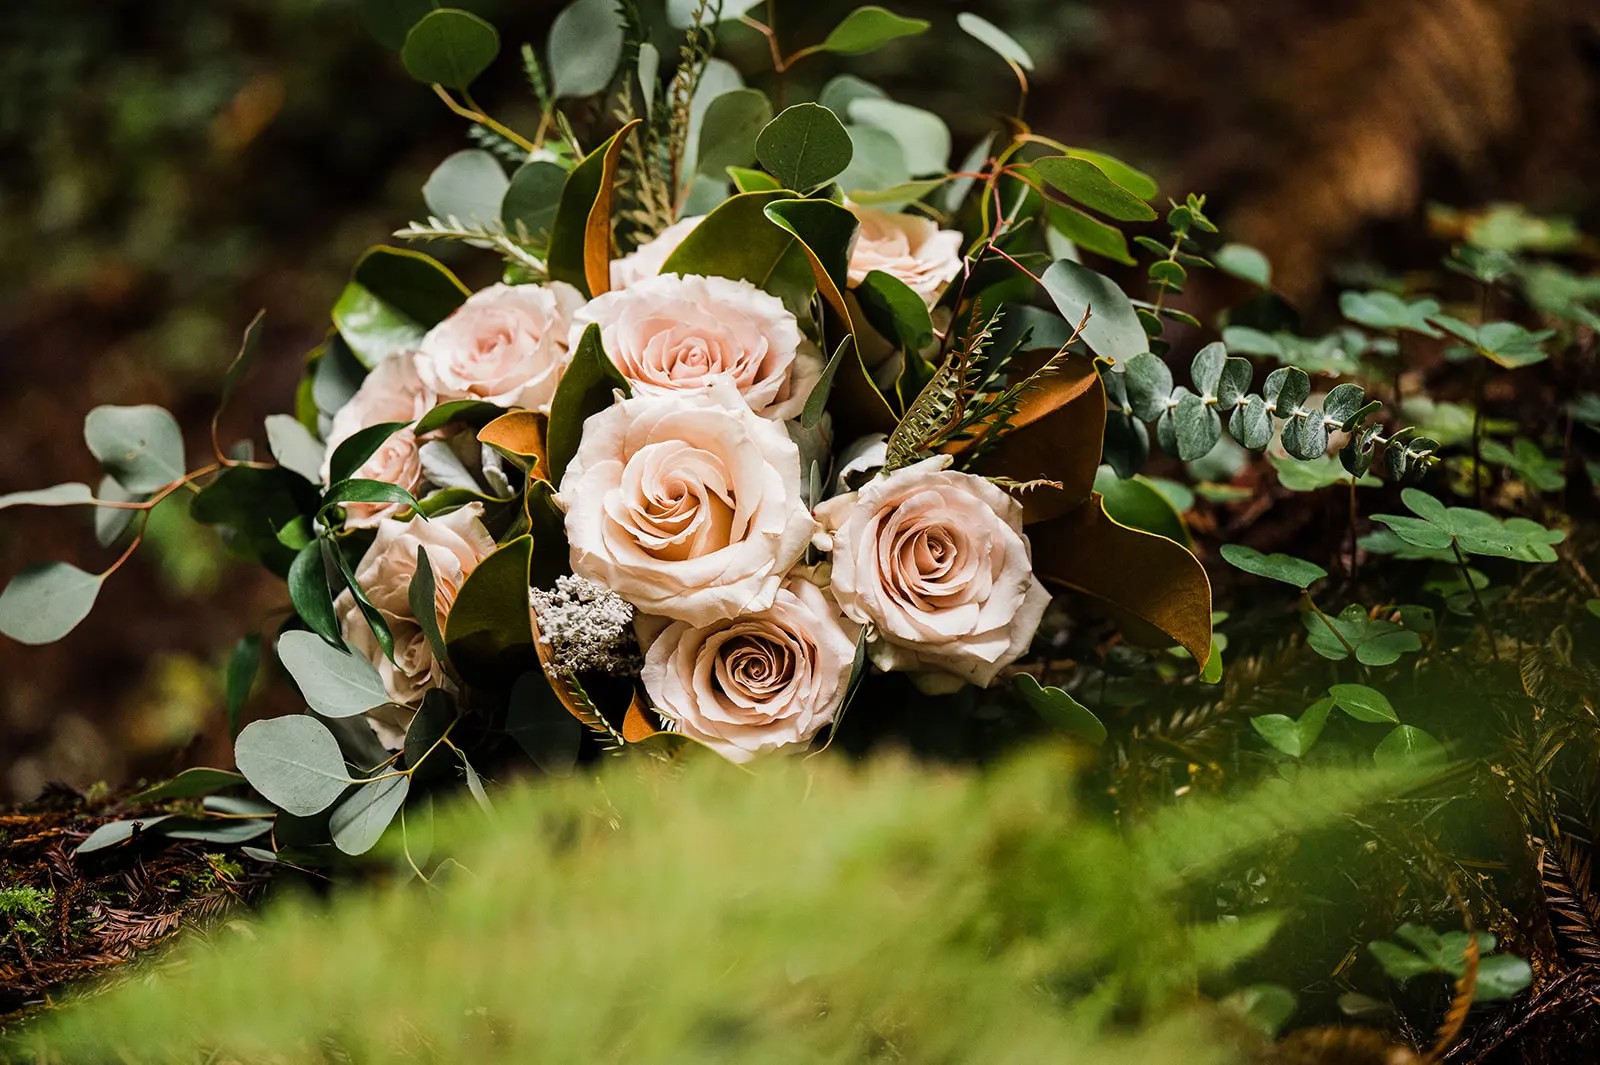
[1538,838,1600,965]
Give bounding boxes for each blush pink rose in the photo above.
[847,205,964,309]
[558,383,814,626]
[609,215,703,290]
[571,273,821,421]
[640,578,858,763]
[814,456,1049,687]
[415,281,585,412]
[322,355,439,528]
[335,502,496,746]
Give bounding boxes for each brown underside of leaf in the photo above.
[527,606,610,735]
[622,693,658,743]
[477,410,547,475]
[958,352,1105,524]
[585,118,641,298]
[1029,494,1213,665]
[1539,837,1600,965]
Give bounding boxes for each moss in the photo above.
[0,886,54,949]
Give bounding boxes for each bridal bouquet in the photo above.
[0,2,1433,856]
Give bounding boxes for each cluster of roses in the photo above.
[327,204,1050,762]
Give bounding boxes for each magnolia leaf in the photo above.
[444,535,539,686]
[1041,260,1148,364]
[1094,467,1190,547]
[404,689,457,780]
[1032,156,1155,222]
[959,352,1104,523]
[477,410,546,474]
[321,478,422,515]
[848,98,949,177]
[1030,495,1212,664]
[277,630,390,719]
[126,767,247,804]
[854,269,933,351]
[234,715,351,817]
[728,166,782,193]
[1328,683,1399,724]
[84,404,185,493]
[956,11,1033,70]
[407,547,448,663]
[1220,544,1327,589]
[547,120,639,297]
[547,323,630,484]
[330,774,411,856]
[696,89,772,177]
[1014,673,1105,743]
[755,103,853,190]
[658,191,808,304]
[763,198,896,435]
[506,669,584,776]
[342,246,469,359]
[401,8,499,90]
[0,562,103,645]
[548,0,623,98]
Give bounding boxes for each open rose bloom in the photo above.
[0,20,1222,851]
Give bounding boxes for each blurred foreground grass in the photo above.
[8,747,1417,1063]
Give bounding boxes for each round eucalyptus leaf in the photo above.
[401,9,500,90]
[74,816,174,856]
[956,11,1034,70]
[1041,260,1148,365]
[696,89,772,178]
[1280,409,1330,460]
[0,483,94,510]
[848,97,949,177]
[1213,243,1272,288]
[84,404,186,493]
[94,475,143,546]
[329,774,412,856]
[1228,395,1273,450]
[1172,391,1221,461]
[1122,352,1174,422]
[0,562,103,645]
[234,715,351,817]
[1321,383,1368,428]
[1190,342,1227,397]
[264,414,326,485]
[818,6,929,55]
[1262,367,1310,418]
[755,103,852,191]
[502,160,567,240]
[548,0,624,98]
[1102,413,1150,480]
[423,149,510,228]
[276,630,391,719]
[1215,357,1253,410]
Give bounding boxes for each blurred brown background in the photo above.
[2,0,1597,801]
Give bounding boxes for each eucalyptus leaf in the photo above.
[0,562,103,645]
[1213,243,1272,288]
[548,0,623,98]
[276,630,390,719]
[696,89,772,178]
[84,404,186,493]
[847,98,949,177]
[0,483,95,511]
[234,715,352,817]
[330,775,411,856]
[956,11,1033,70]
[1041,260,1148,364]
[1031,156,1155,222]
[265,414,327,484]
[422,149,509,229]
[73,816,174,856]
[818,6,928,54]
[126,767,248,804]
[755,103,853,191]
[401,8,499,90]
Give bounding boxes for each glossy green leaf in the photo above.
[506,669,584,775]
[401,8,499,90]
[818,6,928,54]
[1373,724,1446,769]
[546,122,637,296]
[234,715,351,817]
[1094,467,1190,547]
[226,634,260,739]
[0,562,103,645]
[1328,683,1399,724]
[288,542,342,647]
[1250,697,1333,759]
[755,103,853,191]
[547,323,630,485]
[855,269,934,351]
[1219,544,1326,589]
[410,546,447,661]
[444,535,539,686]
[1303,606,1421,666]
[802,336,855,431]
[1032,156,1155,222]
[1043,202,1134,265]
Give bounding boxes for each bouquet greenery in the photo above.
[1,2,1440,858]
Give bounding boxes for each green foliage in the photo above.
[21,750,1419,1063]
[1303,605,1422,666]
[1372,489,1565,562]
[1369,925,1531,1002]
[815,6,929,56]
[1220,545,1326,590]
[0,562,104,646]
[275,631,391,720]
[754,103,853,191]
[401,9,500,90]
